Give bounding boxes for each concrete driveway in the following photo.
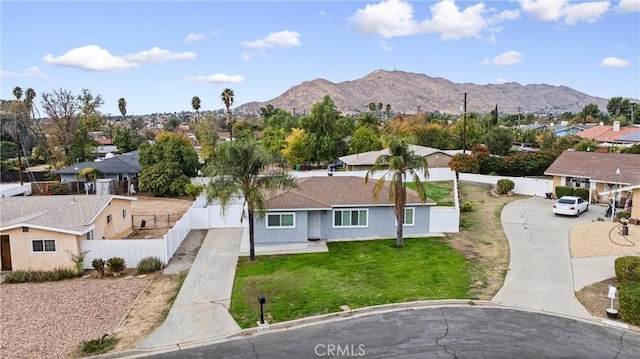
[493,196,602,318]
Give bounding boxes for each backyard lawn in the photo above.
[230,237,471,328]
[407,180,454,206]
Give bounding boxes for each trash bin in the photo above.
[621,224,629,235]
[296,164,301,171]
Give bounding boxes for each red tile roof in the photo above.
[545,151,640,184]
[265,176,435,210]
[576,125,640,143]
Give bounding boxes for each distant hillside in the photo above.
[237,69,611,115]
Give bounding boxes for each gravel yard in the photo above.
[569,221,640,258]
[0,276,150,359]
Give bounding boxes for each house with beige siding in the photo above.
[0,195,135,271]
[253,176,437,244]
[339,145,454,171]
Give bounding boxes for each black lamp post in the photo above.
[258,293,266,324]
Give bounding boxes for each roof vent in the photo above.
[613,121,620,132]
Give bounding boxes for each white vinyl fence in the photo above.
[458,173,553,197]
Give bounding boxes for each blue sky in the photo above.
[1,0,639,116]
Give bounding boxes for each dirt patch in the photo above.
[445,182,524,300]
[111,273,183,351]
[576,278,620,319]
[570,221,640,258]
[127,196,194,238]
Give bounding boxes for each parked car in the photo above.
[329,160,344,171]
[553,196,589,216]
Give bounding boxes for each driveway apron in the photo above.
[137,228,242,349]
[493,197,598,318]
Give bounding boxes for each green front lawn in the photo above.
[407,180,454,206]
[230,238,471,328]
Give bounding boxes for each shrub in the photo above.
[78,334,118,355]
[106,257,126,274]
[4,267,76,283]
[92,258,105,278]
[461,200,474,212]
[619,281,640,325]
[137,256,163,274]
[573,187,589,201]
[184,183,205,199]
[555,186,573,199]
[496,179,515,194]
[615,256,640,282]
[616,211,631,220]
[47,182,69,195]
[67,250,90,277]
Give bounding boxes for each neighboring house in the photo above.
[547,124,584,137]
[253,176,437,244]
[55,150,141,183]
[0,195,135,271]
[339,145,453,171]
[598,184,640,222]
[544,151,640,205]
[576,123,640,145]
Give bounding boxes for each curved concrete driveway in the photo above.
[493,196,601,318]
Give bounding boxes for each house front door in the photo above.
[308,211,321,240]
[1,235,11,271]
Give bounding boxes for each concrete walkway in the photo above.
[493,196,598,318]
[137,228,243,349]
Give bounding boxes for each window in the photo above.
[403,207,415,226]
[122,208,127,219]
[86,230,94,240]
[334,209,367,227]
[107,214,112,224]
[22,227,29,233]
[266,213,295,228]
[32,239,56,252]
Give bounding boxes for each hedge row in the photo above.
[615,256,640,325]
[554,186,589,201]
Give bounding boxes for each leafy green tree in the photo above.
[607,97,631,119]
[281,128,312,165]
[365,139,428,248]
[260,104,277,119]
[0,141,17,160]
[349,127,382,154]
[414,123,452,149]
[112,126,143,153]
[194,114,218,161]
[41,88,82,166]
[449,153,480,174]
[262,127,287,155]
[451,118,485,150]
[164,117,180,132]
[204,140,297,260]
[139,132,199,196]
[299,95,340,161]
[573,139,599,152]
[264,108,298,131]
[232,120,258,140]
[484,127,514,156]
[580,103,601,124]
[356,112,381,132]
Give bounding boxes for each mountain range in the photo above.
[237,69,611,116]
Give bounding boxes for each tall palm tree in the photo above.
[221,88,235,141]
[365,139,429,247]
[377,102,383,122]
[204,140,297,260]
[191,96,201,124]
[385,104,392,121]
[118,98,127,123]
[13,86,23,100]
[368,102,376,113]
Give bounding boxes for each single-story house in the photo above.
[598,184,640,222]
[544,151,640,206]
[339,145,453,171]
[253,176,437,244]
[0,195,135,271]
[55,150,141,183]
[576,123,640,145]
[547,124,584,137]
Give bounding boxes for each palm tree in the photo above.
[368,102,376,113]
[377,102,383,122]
[191,96,201,124]
[204,140,297,260]
[385,104,392,121]
[365,139,429,247]
[118,98,127,123]
[221,88,235,141]
[13,86,23,100]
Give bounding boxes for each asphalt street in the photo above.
[148,306,640,359]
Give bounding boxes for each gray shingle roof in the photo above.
[55,151,140,175]
[544,151,640,185]
[0,195,131,234]
[339,145,450,166]
[265,176,435,210]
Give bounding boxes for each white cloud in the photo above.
[185,33,205,42]
[0,66,48,79]
[42,45,195,72]
[124,47,196,64]
[240,30,301,49]
[564,1,610,25]
[380,41,392,52]
[489,9,521,23]
[518,0,568,21]
[419,0,488,40]
[184,73,244,83]
[43,45,137,71]
[618,0,640,13]
[601,56,630,67]
[349,0,418,38]
[240,52,254,60]
[481,51,524,65]
[494,78,508,84]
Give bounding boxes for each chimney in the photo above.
[613,121,620,132]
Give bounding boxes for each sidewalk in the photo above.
[136,228,242,350]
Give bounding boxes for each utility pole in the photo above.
[15,128,24,185]
[417,106,421,117]
[463,92,468,154]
